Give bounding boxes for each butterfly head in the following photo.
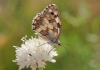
[54,41,61,46]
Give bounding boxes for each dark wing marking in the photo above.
[32,4,61,43]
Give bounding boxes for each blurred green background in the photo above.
[0,0,100,70]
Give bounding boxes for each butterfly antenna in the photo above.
[62,43,72,47]
[62,43,71,59]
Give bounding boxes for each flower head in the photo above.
[13,36,58,70]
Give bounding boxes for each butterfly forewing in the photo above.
[32,4,61,45]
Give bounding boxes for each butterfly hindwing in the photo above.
[32,4,61,44]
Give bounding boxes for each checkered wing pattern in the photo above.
[32,4,61,44]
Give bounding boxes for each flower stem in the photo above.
[38,67,43,70]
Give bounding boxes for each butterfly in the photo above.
[32,4,61,46]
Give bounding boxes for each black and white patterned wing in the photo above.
[32,4,61,43]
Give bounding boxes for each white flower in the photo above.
[13,35,58,70]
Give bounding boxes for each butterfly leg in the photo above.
[37,42,48,47]
[48,46,55,55]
